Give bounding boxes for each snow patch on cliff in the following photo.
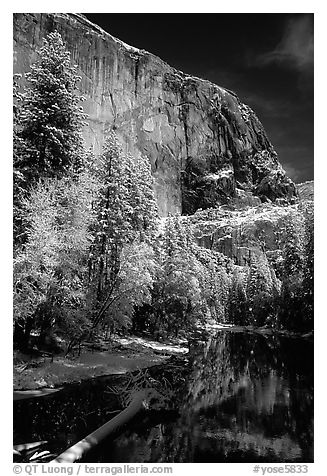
[206,168,233,181]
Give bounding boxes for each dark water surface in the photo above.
[14,330,313,462]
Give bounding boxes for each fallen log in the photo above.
[13,440,49,462]
[14,440,48,452]
[14,388,63,401]
[52,388,165,463]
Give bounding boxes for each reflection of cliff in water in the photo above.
[110,331,313,463]
[14,331,313,463]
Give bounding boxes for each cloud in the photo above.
[256,16,313,72]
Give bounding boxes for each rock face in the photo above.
[13,13,297,216]
[297,181,314,201]
[190,176,313,271]
[190,204,294,267]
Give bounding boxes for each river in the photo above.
[14,329,313,462]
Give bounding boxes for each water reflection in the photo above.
[14,331,313,462]
[106,331,313,462]
[13,375,125,456]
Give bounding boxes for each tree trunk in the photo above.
[52,389,162,463]
[13,322,26,350]
[14,319,32,352]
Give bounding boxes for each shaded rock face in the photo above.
[13,13,297,216]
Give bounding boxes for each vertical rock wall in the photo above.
[13,13,297,216]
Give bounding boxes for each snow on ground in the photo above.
[204,323,234,330]
[13,335,188,392]
[115,335,188,354]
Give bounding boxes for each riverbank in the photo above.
[13,335,188,392]
[14,327,313,464]
[204,323,314,338]
[13,325,312,393]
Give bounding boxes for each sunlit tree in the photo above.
[13,172,98,349]
[89,131,159,330]
[14,30,87,186]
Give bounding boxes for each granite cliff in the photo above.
[189,183,313,276]
[13,13,297,217]
[297,181,314,202]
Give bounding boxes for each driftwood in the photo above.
[13,440,50,462]
[14,387,63,401]
[52,388,165,463]
[14,440,48,453]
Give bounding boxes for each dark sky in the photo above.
[85,13,314,183]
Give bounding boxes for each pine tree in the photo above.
[89,131,159,329]
[279,213,305,329]
[301,202,314,327]
[129,153,159,240]
[246,252,279,326]
[13,74,27,244]
[15,31,87,185]
[192,245,231,323]
[228,268,248,325]
[13,31,94,349]
[281,215,304,279]
[278,206,313,331]
[151,216,206,337]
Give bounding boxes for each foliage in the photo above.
[13,31,314,353]
[96,242,158,334]
[13,31,99,350]
[13,74,28,245]
[148,216,206,337]
[227,268,249,325]
[88,131,159,331]
[13,172,97,346]
[13,31,160,348]
[223,204,314,332]
[136,216,232,338]
[301,202,314,324]
[14,31,87,186]
[192,245,231,323]
[278,205,313,331]
[246,252,281,327]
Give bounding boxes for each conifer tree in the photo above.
[228,268,248,325]
[278,207,313,330]
[13,31,94,349]
[151,216,206,337]
[246,252,279,326]
[301,202,314,327]
[129,153,160,240]
[281,215,304,280]
[90,131,159,329]
[15,30,87,185]
[278,213,305,329]
[13,74,26,244]
[192,245,231,323]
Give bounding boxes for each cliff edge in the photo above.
[13,13,297,216]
